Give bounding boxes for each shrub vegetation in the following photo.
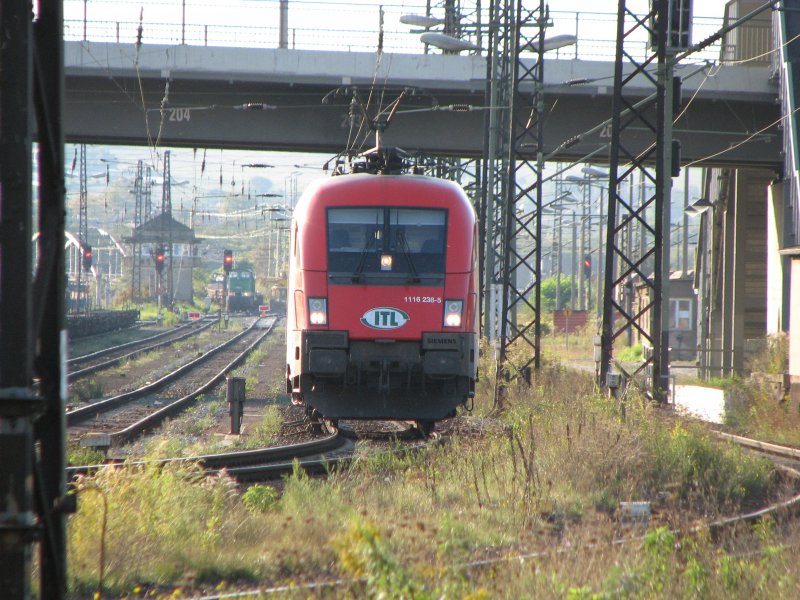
[67,353,790,598]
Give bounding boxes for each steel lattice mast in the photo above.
[481,0,512,345]
[496,0,547,385]
[600,0,672,396]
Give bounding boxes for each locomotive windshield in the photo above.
[327,207,446,284]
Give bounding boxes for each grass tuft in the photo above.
[71,378,104,403]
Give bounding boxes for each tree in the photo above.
[539,275,573,312]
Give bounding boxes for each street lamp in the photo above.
[690,197,712,214]
[581,166,608,179]
[419,32,480,52]
[523,34,577,53]
[400,14,445,27]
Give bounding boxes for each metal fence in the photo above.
[63,1,734,63]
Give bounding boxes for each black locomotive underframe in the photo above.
[292,330,476,420]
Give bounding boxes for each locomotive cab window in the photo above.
[328,207,446,284]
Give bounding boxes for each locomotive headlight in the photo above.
[443,299,463,327]
[380,254,393,271]
[308,297,328,325]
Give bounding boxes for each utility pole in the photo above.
[78,144,88,312]
[162,150,174,307]
[601,0,692,398]
[35,0,69,593]
[0,0,36,595]
[131,159,145,303]
[279,0,289,49]
[481,0,512,346]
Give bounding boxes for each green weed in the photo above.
[242,484,279,513]
[334,517,429,599]
[70,378,104,403]
[238,405,281,448]
[67,445,105,467]
[616,343,643,362]
[68,461,253,594]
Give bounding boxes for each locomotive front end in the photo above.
[287,175,477,422]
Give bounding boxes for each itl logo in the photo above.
[361,307,410,330]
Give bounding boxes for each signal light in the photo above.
[223,249,234,272]
[582,254,592,279]
[443,299,464,328]
[154,245,166,273]
[650,0,692,51]
[82,244,93,271]
[308,297,328,325]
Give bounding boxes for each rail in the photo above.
[62,0,744,63]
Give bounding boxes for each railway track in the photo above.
[696,431,800,535]
[68,432,353,480]
[68,417,438,483]
[68,317,217,381]
[67,317,275,446]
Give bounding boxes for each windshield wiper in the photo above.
[352,234,376,283]
[396,232,420,284]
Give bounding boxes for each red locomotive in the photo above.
[286,164,477,433]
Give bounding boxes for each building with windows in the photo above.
[124,213,202,304]
[633,271,697,362]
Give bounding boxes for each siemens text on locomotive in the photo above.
[286,172,478,431]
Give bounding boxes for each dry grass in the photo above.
[67,351,791,598]
[725,379,800,446]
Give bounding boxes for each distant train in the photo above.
[207,268,263,313]
[286,171,478,434]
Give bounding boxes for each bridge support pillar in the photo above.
[784,253,800,407]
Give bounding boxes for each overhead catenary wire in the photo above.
[68,2,780,188]
[684,106,800,168]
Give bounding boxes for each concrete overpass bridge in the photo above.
[65,40,781,166]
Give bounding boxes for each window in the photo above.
[327,207,447,282]
[328,208,383,253]
[669,298,692,331]
[389,209,445,254]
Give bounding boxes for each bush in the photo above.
[68,462,246,593]
[616,343,643,362]
[642,422,771,513]
[67,446,104,467]
[540,275,573,312]
[746,333,788,375]
[71,378,104,403]
[242,484,279,512]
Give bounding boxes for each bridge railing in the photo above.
[63,1,739,64]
